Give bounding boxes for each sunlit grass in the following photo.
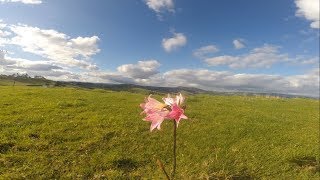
[0,86,318,179]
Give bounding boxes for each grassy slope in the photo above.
[0,79,28,86]
[0,86,318,179]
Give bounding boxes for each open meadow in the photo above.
[0,85,319,179]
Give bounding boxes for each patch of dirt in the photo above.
[0,142,15,153]
[290,156,320,173]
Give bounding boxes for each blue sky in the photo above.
[0,0,319,96]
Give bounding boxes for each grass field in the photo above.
[0,86,319,179]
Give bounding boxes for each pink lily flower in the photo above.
[144,110,169,131]
[140,95,166,114]
[140,93,187,131]
[163,93,185,106]
[140,95,169,131]
[163,94,174,106]
[167,104,188,125]
[175,93,185,105]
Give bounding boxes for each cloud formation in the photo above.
[0,20,10,46]
[205,44,288,69]
[117,60,160,79]
[0,0,42,4]
[291,56,319,65]
[193,45,219,59]
[5,59,62,72]
[0,50,5,61]
[92,60,161,84]
[295,0,320,28]
[145,0,174,13]
[163,69,319,97]
[93,65,319,97]
[233,39,246,49]
[5,24,100,70]
[0,21,101,81]
[1,49,318,97]
[0,30,11,37]
[162,32,187,52]
[0,52,79,81]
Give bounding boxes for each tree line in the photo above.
[0,73,47,80]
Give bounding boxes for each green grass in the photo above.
[0,86,319,179]
[0,79,28,86]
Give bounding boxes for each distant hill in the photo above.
[57,81,209,94]
[0,74,54,86]
[52,81,318,99]
[0,74,316,99]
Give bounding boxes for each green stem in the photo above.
[172,120,177,179]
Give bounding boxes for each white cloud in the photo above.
[0,50,5,61]
[0,50,15,65]
[0,53,78,81]
[300,57,319,65]
[0,20,7,29]
[7,24,100,70]
[233,39,246,49]
[193,45,219,58]
[6,59,62,71]
[95,66,319,97]
[93,60,161,83]
[0,36,10,46]
[117,60,160,79]
[0,0,42,4]
[205,55,238,66]
[0,30,11,37]
[205,44,288,69]
[68,36,100,57]
[0,20,9,46]
[160,68,319,97]
[98,73,135,84]
[145,0,174,13]
[295,0,320,28]
[162,32,187,52]
[0,21,101,81]
[0,52,63,72]
[292,56,319,65]
[86,58,319,97]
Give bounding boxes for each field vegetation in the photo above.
[0,83,319,179]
